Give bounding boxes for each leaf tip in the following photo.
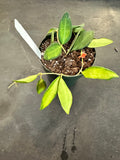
[40,105,44,110]
[113,73,119,79]
[65,110,70,115]
[107,71,119,80]
[63,12,69,17]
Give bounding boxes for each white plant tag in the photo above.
[14,19,41,59]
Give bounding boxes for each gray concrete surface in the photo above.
[0,0,120,159]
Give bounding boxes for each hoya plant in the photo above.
[9,12,119,114]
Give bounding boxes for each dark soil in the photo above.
[40,34,96,76]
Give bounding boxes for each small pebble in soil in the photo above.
[88,58,91,62]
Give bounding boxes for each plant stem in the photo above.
[39,73,42,79]
[57,30,66,54]
[8,82,16,89]
[77,50,84,75]
[38,72,64,77]
[66,29,81,55]
[77,58,84,75]
[51,31,54,43]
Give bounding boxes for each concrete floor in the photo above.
[0,0,120,159]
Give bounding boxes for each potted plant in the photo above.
[9,12,119,114]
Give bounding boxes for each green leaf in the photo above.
[73,27,84,33]
[58,77,73,114]
[58,12,72,45]
[88,38,113,48]
[47,28,58,35]
[82,66,119,80]
[44,42,62,60]
[14,74,38,83]
[37,79,46,94]
[72,23,85,33]
[72,23,85,29]
[72,30,94,51]
[40,76,60,110]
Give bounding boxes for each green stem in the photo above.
[57,30,66,54]
[51,31,54,43]
[8,82,16,89]
[39,73,42,79]
[77,58,84,75]
[77,50,84,75]
[66,29,81,55]
[38,72,64,77]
